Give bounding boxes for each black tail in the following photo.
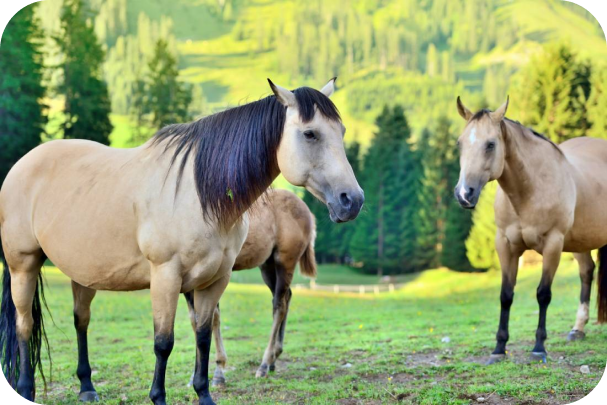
[598,246,607,324]
[0,230,51,389]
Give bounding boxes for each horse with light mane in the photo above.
[454,97,607,364]
[0,78,363,405]
[184,188,316,386]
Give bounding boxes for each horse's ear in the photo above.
[320,77,337,98]
[490,96,509,123]
[268,78,296,107]
[457,96,473,121]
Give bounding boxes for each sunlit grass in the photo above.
[1,258,604,404]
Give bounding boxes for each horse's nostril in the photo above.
[468,187,475,196]
[339,192,352,208]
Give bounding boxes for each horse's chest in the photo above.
[180,218,249,291]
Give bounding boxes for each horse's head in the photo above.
[268,78,364,222]
[454,96,509,209]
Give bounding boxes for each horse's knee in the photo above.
[537,285,552,306]
[500,289,514,308]
[154,333,174,359]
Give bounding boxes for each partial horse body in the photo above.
[455,98,607,364]
[0,79,363,405]
[185,188,316,386]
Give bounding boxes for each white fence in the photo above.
[292,280,403,295]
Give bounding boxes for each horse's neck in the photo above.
[497,121,564,209]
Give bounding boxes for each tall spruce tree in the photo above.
[414,116,471,270]
[587,67,607,139]
[0,5,46,185]
[147,39,192,129]
[56,0,113,144]
[509,42,591,144]
[350,105,417,275]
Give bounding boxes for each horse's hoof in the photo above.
[212,376,226,388]
[79,391,99,402]
[269,363,276,372]
[530,351,547,363]
[485,354,506,365]
[198,396,216,405]
[255,364,269,378]
[567,330,586,342]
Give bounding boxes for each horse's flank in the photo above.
[233,188,316,276]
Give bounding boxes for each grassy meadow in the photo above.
[8,259,604,404]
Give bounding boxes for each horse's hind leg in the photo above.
[71,281,99,401]
[270,286,292,372]
[8,252,44,400]
[568,252,595,341]
[256,257,294,378]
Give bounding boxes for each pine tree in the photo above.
[55,0,113,145]
[587,67,607,139]
[466,181,500,271]
[146,39,192,129]
[509,42,591,144]
[0,4,47,185]
[350,105,417,275]
[442,157,473,271]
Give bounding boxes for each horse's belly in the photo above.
[47,245,151,291]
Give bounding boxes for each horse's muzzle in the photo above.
[328,188,364,223]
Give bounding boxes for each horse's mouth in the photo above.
[327,203,346,223]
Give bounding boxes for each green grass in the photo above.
[231,264,415,286]
[4,259,605,404]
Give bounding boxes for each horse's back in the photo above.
[270,189,315,268]
[561,136,607,164]
[232,189,314,271]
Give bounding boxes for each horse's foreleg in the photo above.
[211,304,227,387]
[148,263,182,405]
[71,281,99,402]
[192,275,230,405]
[257,263,293,378]
[568,252,595,341]
[488,232,522,365]
[531,233,564,362]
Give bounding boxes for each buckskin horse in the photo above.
[0,78,363,405]
[454,97,607,364]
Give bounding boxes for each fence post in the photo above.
[389,284,394,293]
[359,285,364,295]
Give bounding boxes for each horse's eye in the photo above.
[486,141,496,151]
[303,130,317,141]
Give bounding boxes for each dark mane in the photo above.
[472,109,562,154]
[504,118,563,155]
[151,87,340,224]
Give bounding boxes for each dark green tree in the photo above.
[415,116,472,271]
[0,5,46,185]
[55,0,113,144]
[350,105,418,275]
[510,42,591,144]
[146,39,192,129]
